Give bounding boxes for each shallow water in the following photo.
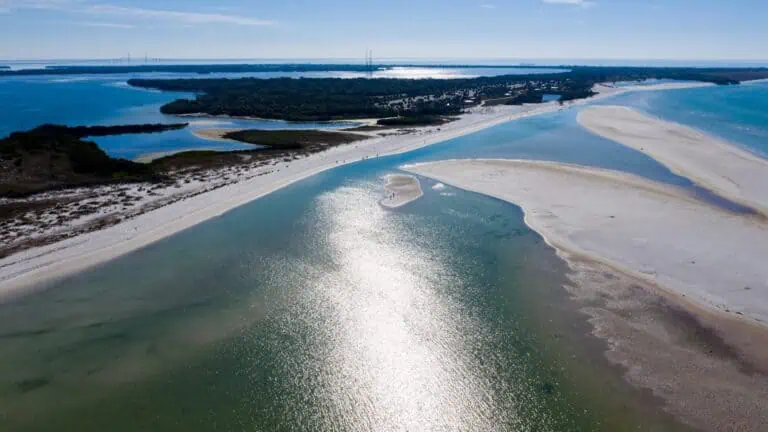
[2,80,763,430]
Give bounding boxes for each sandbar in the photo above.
[578,106,768,216]
[405,159,768,324]
[380,174,423,208]
[404,158,768,431]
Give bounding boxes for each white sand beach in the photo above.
[380,174,423,208]
[404,159,768,431]
[0,81,711,296]
[578,106,768,215]
[405,159,768,324]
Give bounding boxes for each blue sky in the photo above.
[1,0,766,60]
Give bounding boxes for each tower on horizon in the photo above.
[365,49,374,77]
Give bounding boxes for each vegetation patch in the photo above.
[128,66,768,122]
[0,125,182,197]
[222,129,367,149]
[376,115,456,127]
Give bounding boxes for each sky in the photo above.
[1,0,767,61]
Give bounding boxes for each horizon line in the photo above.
[2,56,768,63]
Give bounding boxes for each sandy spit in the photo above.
[404,159,768,324]
[404,158,768,431]
[578,106,768,216]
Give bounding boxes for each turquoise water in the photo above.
[404,109,688,185]
[3,80,766,430]
[604,81,768,157]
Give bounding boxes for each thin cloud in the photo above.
[0,0,82,10]
[542,0,596,7]
[74,20,133,29]
[0,1,276,26]
[86,5,275,26]
[480,4,496,9]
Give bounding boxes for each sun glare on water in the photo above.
[250,183,542,430]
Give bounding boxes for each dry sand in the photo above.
[578,106,768,216]
[405,159,768,431]
[380,174,423,208]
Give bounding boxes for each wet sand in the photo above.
[405,159,768,431]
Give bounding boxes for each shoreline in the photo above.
[404,158,768,431]
[0,81,710,296]
[578,106,768,216]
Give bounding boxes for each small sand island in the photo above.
[578,106,768,216]
[405,158,768,431]
[380,174,423,208]
[406,159,768,323]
